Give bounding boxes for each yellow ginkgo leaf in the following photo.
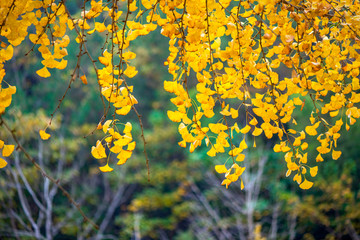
[207,147,216,157]
[91,141,107,159]
[36,67,51,78]
[230,108,238,119]
[239,138,248,150]
[57,59,67,70]
[293,174,301,184]
[249,118,258,125]
[310,166,318,177]
[123,66,138,78]
[235,166,246,176]
[0,158,7,168]
[316,153,324,162]
[215,165,227,174]
[299,179,313,189]
[117,150,132,165]
[123,122,132,134]
[189,143,195,153]
[102,120,112,133]
[332,150,341,160]
[39,130,51,140]
[116,105,131,115]
[305,126,317,136]
[167,110,182,122]
[127,141,136,151]
[240,125,251,134]
[221,179,231,188]
[236,154,245,162]
[99,163,114,172]
[2,144,14,157]
[252,127,263,136]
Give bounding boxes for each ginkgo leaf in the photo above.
[117,150,132,165]
[167,110,182,122]
[305,125,317,136]
[2,144,14,157]
[57,59,67,70]
[80,75,88,84]
[332,150,341,160]
[91,141,107,159]
[239,138,248,150]
[316,153,324,162]
[230,108,238,119]
[123,66,138,78]
[207,147,216,157]
[249,118,258,125]
[240,125,251,134]
[235,167,246,176]
[252,127,263,136]
[39,130,51,140]
[123,122,132,134]
[215,165,227,174]
[310,166,318,177]
[127,141,136,151]
[0,158,7,168]
[99,164,114,172]
[116,105,132,115]
[299,179,313,189]
[221,179,231,189]
[36,67,51,78]
[293,174,301,184]
[102,120,112,133]
[236,153,245,162]
[189,143,195,153]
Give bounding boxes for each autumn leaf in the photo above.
[99,163,114,172]
[332,150,342,160]
[102,120,112,133]
[310,166,318,177]
[299,179,314,190]
[215,165,227,174]
[2,144,14,157]
[80,75,88,84]
[0,158,8,168]
[123,66,138,78]
[39,130,51,140]
[91,141,107,159]
[36,67,51,78]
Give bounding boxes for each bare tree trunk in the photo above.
[269,203,280,240]
[288,212,297,240]
[134,212,141,240]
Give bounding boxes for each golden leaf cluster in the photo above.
[1,0,360,189]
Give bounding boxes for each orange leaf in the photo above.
[80,75,88,84]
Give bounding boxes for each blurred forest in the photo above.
[0,1,360,239]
